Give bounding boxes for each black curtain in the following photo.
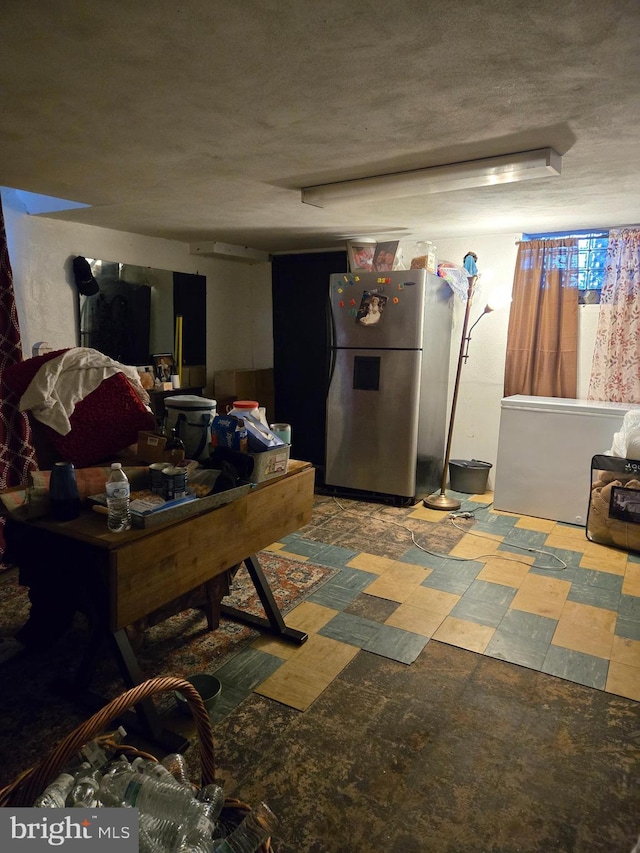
[271,251,347,472]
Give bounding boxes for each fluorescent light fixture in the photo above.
[301,148,562,208]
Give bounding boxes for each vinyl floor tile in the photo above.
[566,584,621,611]
[510,573,572,620]
[472,514,519,536]
[362,623,429,664]
[318,611,382,647]
[421,568,477,595]
[615,614,640,641]
[214,646,284,691]
[384,602,447,637]
[346,552,400,575]
[462,579,518,608]
[515,516,556,533]
[484,630,550,670]
[362,572,422,603]
[610,634,640,668]
[268,499,640,703]
[498,526,551,549]
[542,645,609,690]
[580,542,628,575]
[570,566,625,591]
[605,660,640,701]
[306,578,362,610]
[450,596,509,629]
[528,548,582,573]
[618,593,640,622]
[544,532,588,553]
[432,616,495,653]
[476,555,531,588]
[497,609,558,645]
[255,634,359,711]
[448,530,504,560]
[406,584,460,616]
[623,563,640,597]
[551,600,616,659]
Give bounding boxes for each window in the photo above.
[522,230,609,304]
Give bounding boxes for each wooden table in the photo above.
[7,460,315,749]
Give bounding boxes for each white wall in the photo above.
[1,187,273,396]
[2,190,602,484]
[436,234,600,487]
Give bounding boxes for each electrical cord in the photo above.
[330,497,568,571]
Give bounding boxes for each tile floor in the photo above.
[210,489,640,720]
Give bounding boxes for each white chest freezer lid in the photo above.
[500,395,640,418]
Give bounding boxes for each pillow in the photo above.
[3,350,155,468]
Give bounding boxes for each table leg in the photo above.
[220,554,308,645]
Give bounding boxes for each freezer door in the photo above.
[329,270,426,350]
[325,347,421,498]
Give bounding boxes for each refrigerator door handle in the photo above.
[326,300,337,393]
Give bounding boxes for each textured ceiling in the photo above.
[1,0,639,252]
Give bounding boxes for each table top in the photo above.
[14,459,313,550]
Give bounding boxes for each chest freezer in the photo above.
[493,395,640,525]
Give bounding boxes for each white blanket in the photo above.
[19,347,147,435]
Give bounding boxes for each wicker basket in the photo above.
[0,676,272,852]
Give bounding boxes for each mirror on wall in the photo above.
[77,259,206,369]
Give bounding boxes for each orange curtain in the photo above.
[504,238,579,398]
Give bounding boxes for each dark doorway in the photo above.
[272,251,347,472]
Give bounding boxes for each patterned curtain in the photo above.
[0,197,37,558]
[588,228,640,402]
[504,238,579,398]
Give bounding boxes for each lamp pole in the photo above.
[423,274,478,511]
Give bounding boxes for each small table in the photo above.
[6,460,315,748]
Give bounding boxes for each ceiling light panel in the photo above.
[301,149,562,208]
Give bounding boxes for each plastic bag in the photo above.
[610,410,640,460]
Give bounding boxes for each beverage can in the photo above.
[149,462,170,495]
[161,466,188,500]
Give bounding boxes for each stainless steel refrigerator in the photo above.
[325,269,453,503]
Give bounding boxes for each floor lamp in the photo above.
[423,273,480,511]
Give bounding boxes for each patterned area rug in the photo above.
[0,552,337,791]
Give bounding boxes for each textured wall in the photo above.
[1,188,273,396]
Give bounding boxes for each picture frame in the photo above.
[152,352,175,383]
[346,241,376,273]
[372,241,399,272]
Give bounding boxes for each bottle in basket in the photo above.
[99,766,215,847]
[106,462,131,532]
[212,801,277,852]
[33,772,75,807]
[67,763,102,808]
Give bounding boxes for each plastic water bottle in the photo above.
[99,767,215,848]
[211,802,276,852]
[67,763,102,807]
[196,783,225,825]
[161,753,191,788]
[33,772,75,807]
[106,462,131,532]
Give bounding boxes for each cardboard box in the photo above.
[182,364,207,388]
[213,369,275,422]
[247,444,290,483]
[136,431,185,465]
